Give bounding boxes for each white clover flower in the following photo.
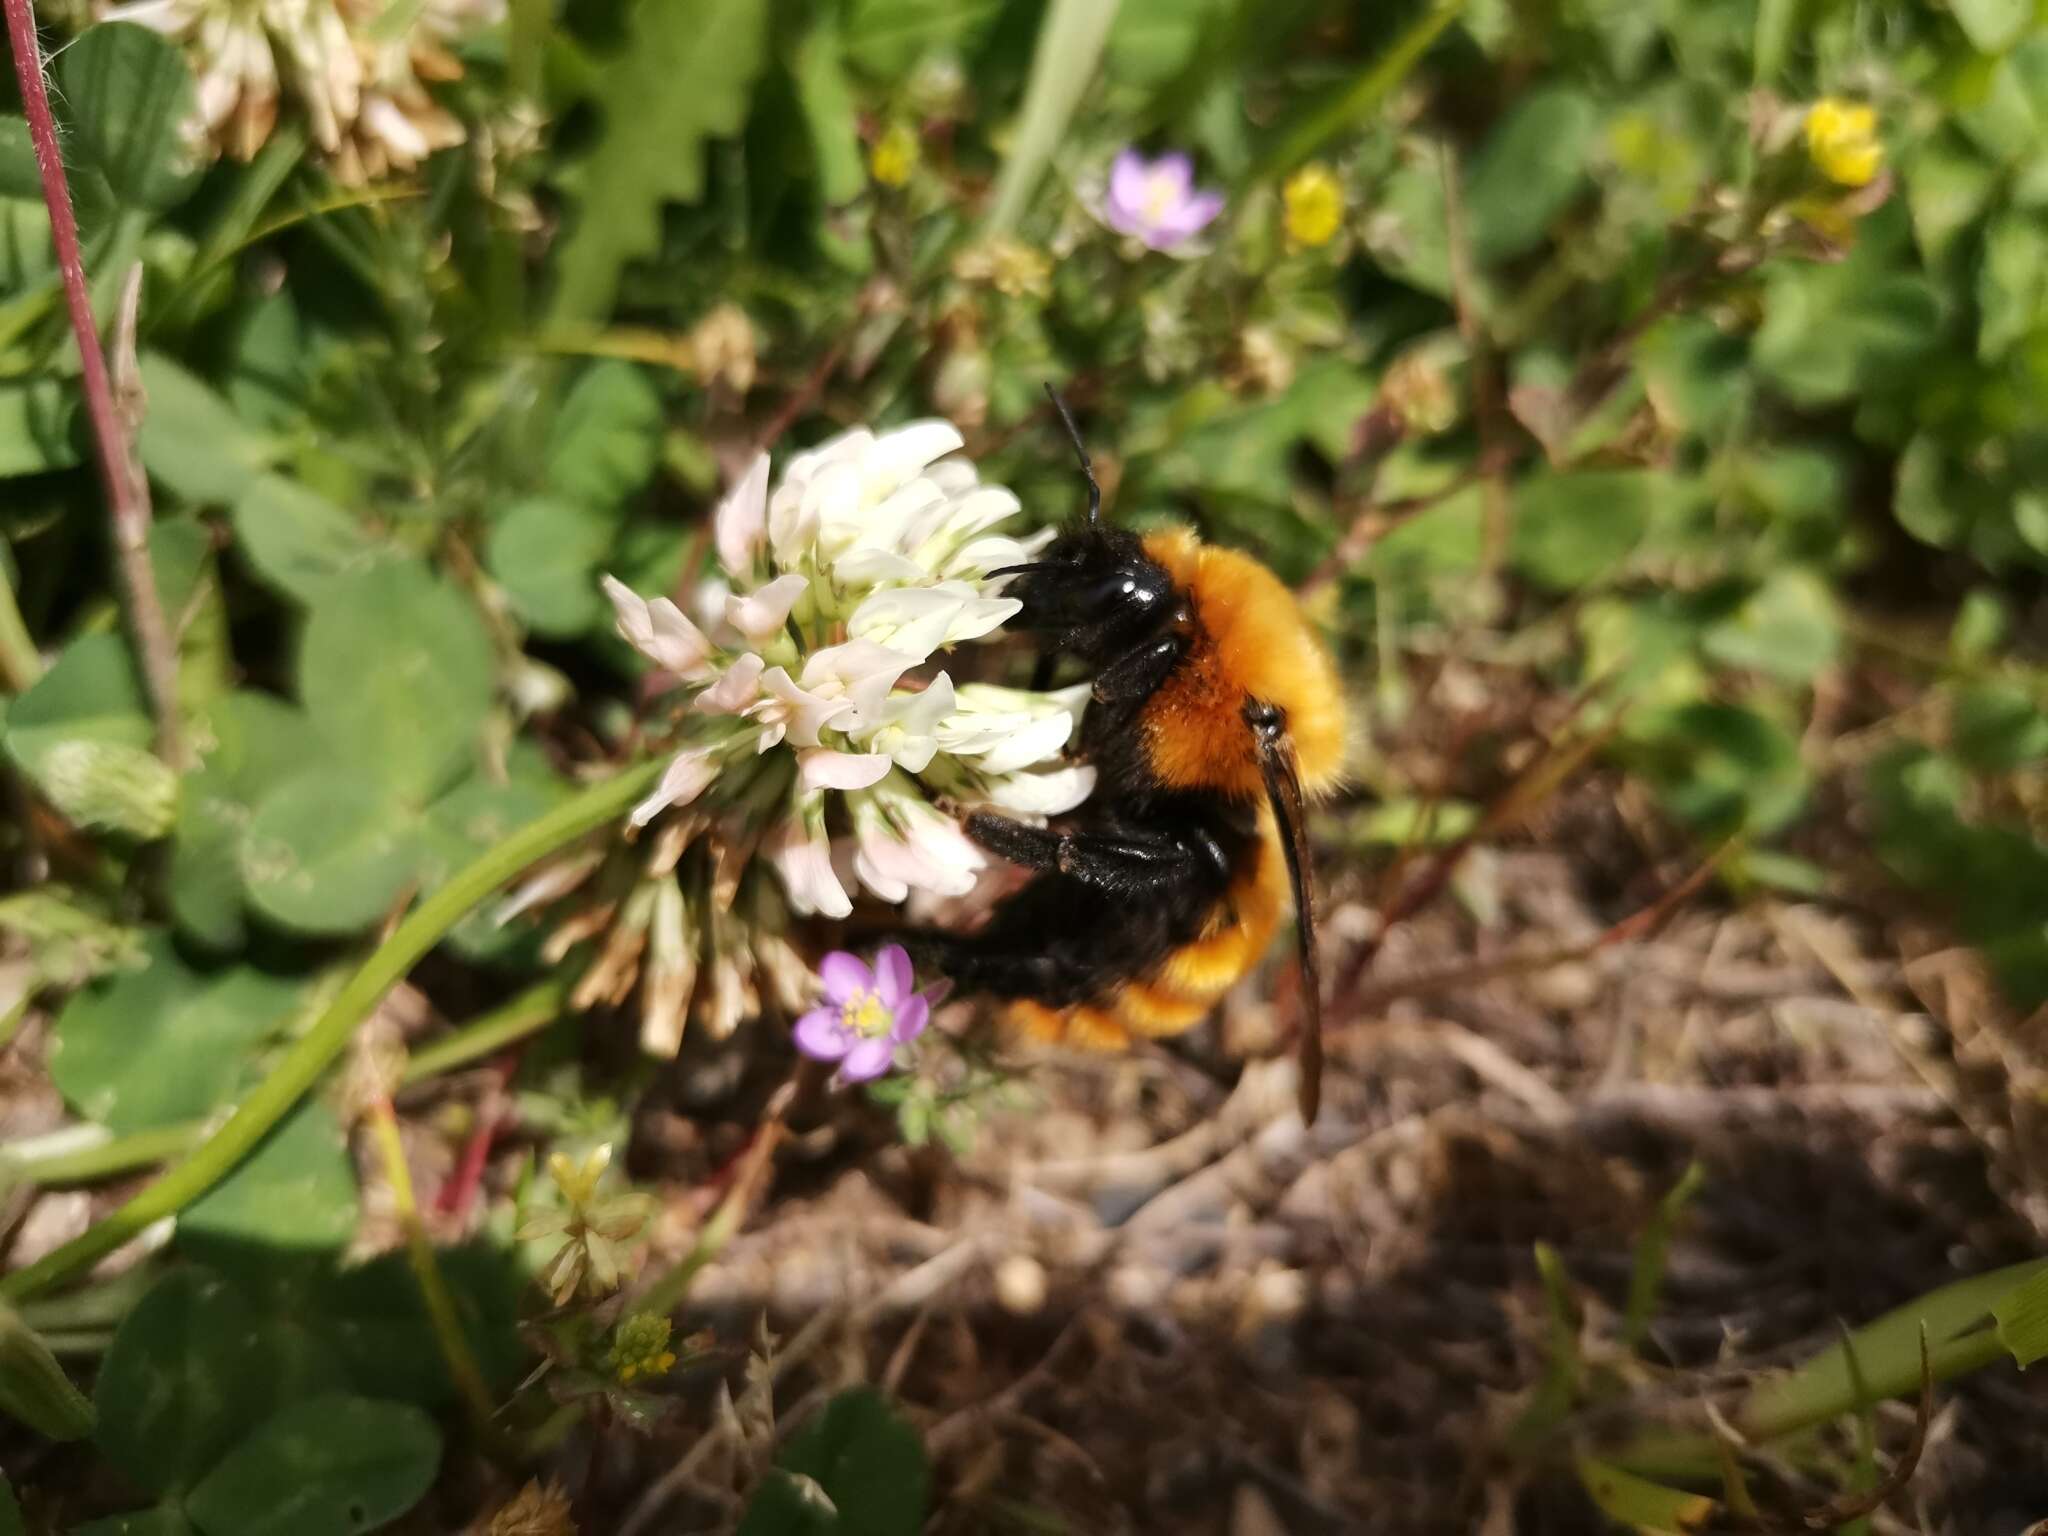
[102,0,498,176]
[601,419,1095,923]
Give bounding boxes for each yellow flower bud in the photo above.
[1805,98,1883,188]
[869,122,919,188]
[1282,162,1345,248]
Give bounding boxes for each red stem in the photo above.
[4,0,186,766]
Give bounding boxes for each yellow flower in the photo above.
[1805,98,1882,188]
[607,1312,678,1385]
[870,122,919,188]
[1282,162,1345,248]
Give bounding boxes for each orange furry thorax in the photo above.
[1136,527,1346,802]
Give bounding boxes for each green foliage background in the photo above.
[2,0,2047,1529]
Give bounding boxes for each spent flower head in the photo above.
[1100,148,1225,252]
[793,943,938,1085]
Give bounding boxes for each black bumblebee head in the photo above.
[988,385,1183,662]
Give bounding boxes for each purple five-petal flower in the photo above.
[1102,148,1225,251]
[793,943,933,1085]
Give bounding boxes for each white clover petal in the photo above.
[603,574,715,680]
[798,639,918,730]
[846,587,967,665]
[940,594,1024,646]
[971,709,1075,774]
[745,666,852,749]
[850,778,982,901]
[767,809,851,919]
[714,452,771,579]
[724,574,809,646]
[831,548,929,587]
[799,748,893,792]
[975,764,1098,816]
[629,746,718,828]
[867,421,965,493]
[856,674,956,774]
[695,652,765,716]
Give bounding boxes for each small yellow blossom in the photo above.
[1282,162,1345,248]
[1804,98,1883,188]
[607,1312,679,1384]
[869,122,919,188]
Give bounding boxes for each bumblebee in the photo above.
[908,389,1347,1123]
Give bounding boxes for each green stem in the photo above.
[401,975,571,1086]
[0,760,662,1301]
[0,559,40,693]
[2,1121,207,1187]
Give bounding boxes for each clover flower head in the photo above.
[1805,97,1883,188]
[484,1479,576,1536]
[794,944,935,1085]
[102,0,498,178]
[538,420,1094,1061]
[1101,148,1225,252]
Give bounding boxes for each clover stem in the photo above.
[3,0,185,767]
[0,759,663,1300]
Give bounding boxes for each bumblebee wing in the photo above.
[1247,700,1324,1126]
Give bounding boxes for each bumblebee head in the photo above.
[988,386,1182,661]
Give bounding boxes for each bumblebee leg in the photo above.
[964,813,1198,894]
[1090,633,1184,704]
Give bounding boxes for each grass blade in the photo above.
[983,0,1123,236]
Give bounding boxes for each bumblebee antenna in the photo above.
[1043,382,1101,526]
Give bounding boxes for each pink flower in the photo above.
[793,944,934,1084]
[1102,148,1224,251]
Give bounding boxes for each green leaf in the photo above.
[1951,590,2010,662]
[1700,568,1840,684]
[1361,149,1452,297]
[230,474,387,606]
[1992,1264,2048,1365]
[296,560,496,800]
[1952,0,2032,53]
[1752,266,1941,406]
[0,1476,16,1536]
[1977,211,2048,360]
[546,361,664,506]
[1510,470,1659,590]
[548,0,770,323]
[489,497,609,636]
[1950,679,2048,772]
[57,23,201,213]
[181,1101,358,1257]
[0,378,80,475]
[1907,134,1999,267]
[186,1393,440,1536]
[137,353,279,504]
[792,14,866,206]
[51,931,300,1132]
[315,1243,528,1408]
[168,692,312,951]
[1464,86,1599,263]
[1574,1456,1715,1534]
[4,632,175,838]
[241,770,422,936]
[983,0,1123,234]
[95,1269,342,1498]
[1633,702,1807,837]
[71,1510,194,1536]
[842,0,1003,81]
[739,1389,930,1536]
